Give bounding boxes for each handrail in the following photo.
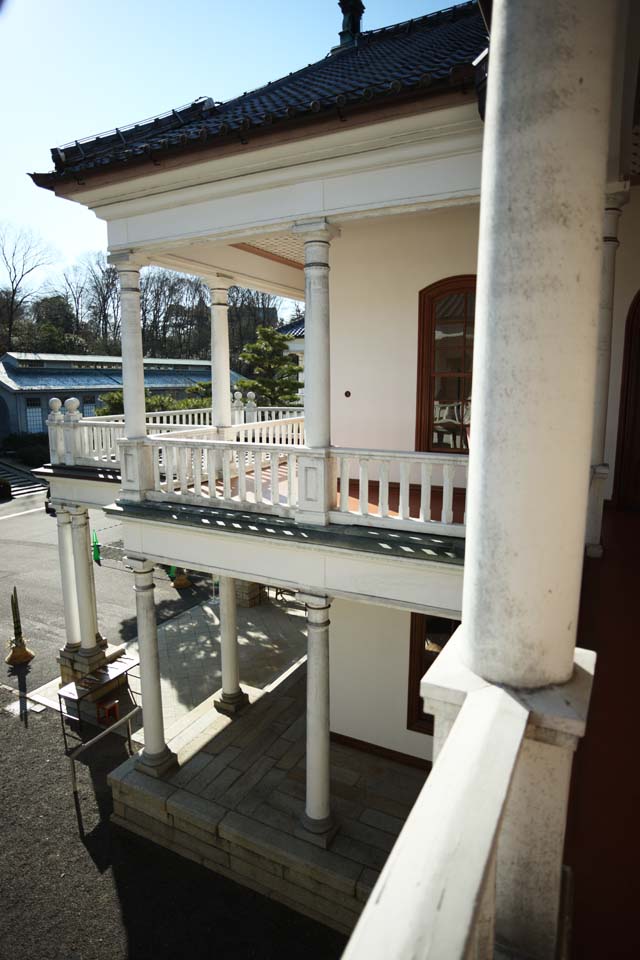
[342,686,528,960]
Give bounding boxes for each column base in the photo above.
[58,642,125,684]
[298,813,338,849]
[214,689,250,715]
[135,746,178,779]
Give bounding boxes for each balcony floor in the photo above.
[109,497,465,566]
[109,661,428,934]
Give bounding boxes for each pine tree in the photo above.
[237,326,302,405]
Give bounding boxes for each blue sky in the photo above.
[0,0,445,298]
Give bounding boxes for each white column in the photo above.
[129,557,176,776]
[460,0,617,688]
[299,592,333,837]
[216,575,248,714]
[69,507,101,657]
[292,220,339,449]
[585,185,629,556]
[109,255,146,439]
[210,275,233,432]
[55,506,82,651]
[110,253,155,500]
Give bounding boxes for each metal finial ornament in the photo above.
[6,587,35,665]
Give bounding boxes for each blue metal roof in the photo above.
[0,362,239,394]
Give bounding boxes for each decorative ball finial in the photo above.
[64,397,80,414]
[49,397,62,413]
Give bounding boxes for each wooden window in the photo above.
[416,275,476,453]
[407,613,460,735]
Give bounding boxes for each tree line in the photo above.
[0,226,301,371]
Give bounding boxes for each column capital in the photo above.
[107,249,144,273]
[67,504,88,521]
[604,179,630,210]
[292,219,340,244]
[209,273,235,294]
[298,592,331,611]
[53,505,72,525]
[127,555,155,577]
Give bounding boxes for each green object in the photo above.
[168,565,177,580]
[92,530,101,565]
[237,326,302,405]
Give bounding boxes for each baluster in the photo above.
[287,453,295,506]
[399,461,410,519]
[379,461,390,518]
[420,461,433,522]
[237,448,247,503]
[359,459,369,516]
[164,445,175,493]
[206,447,216,499]
[153,444,161,491]
[270,451,279,505]
[442,462,455,524]
[254,451,263,504]
[340,457,350,512]
[193,445,202,497]
[178,447,188,494]
[222,448,232,500]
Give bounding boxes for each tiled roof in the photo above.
[278,317,305,338]
[0,362,240,394]
[31,2,486,187]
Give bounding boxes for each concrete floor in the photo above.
[126,594,308,732]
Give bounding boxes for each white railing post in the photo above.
[231,390,245,425]
[245,391,257,422]
[63,397,81,465]
[47,398,65,464]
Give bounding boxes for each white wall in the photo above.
[605,184,640,498]
[330,597,433,762]
[329,205,479,451]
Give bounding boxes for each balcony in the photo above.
[47,399,468,540]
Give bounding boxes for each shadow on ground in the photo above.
[0,685,346,960]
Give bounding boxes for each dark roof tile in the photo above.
[32,2,486,186]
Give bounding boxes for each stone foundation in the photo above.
[109,757,369,934]
[235,580,266,607]
[58,642,125,684]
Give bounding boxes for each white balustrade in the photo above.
[329,448,468,536]
[146,435,300,516]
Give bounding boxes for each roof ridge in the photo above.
[360,1,478,41]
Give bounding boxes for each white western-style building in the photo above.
[31,2,640,957]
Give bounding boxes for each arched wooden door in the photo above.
[614,291,640,510]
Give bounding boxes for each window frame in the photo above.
[415,274,477,454]
[407,612,461,736]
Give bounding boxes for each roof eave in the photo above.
[30,74,479,194]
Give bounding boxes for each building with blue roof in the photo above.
[0,352,240,438]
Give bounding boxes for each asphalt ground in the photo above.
[0,683,346,960]
[0,497,346,958]
[0,492,214,693]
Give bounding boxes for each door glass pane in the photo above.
[432,376,465,449]
[435,293,465,321]
[434,320,464,373]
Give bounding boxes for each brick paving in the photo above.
[110,661,428,934]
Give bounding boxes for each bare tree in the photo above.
[0,224,52,351]
[60,262,88,334]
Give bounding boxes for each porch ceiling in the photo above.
[141,233,305,299]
